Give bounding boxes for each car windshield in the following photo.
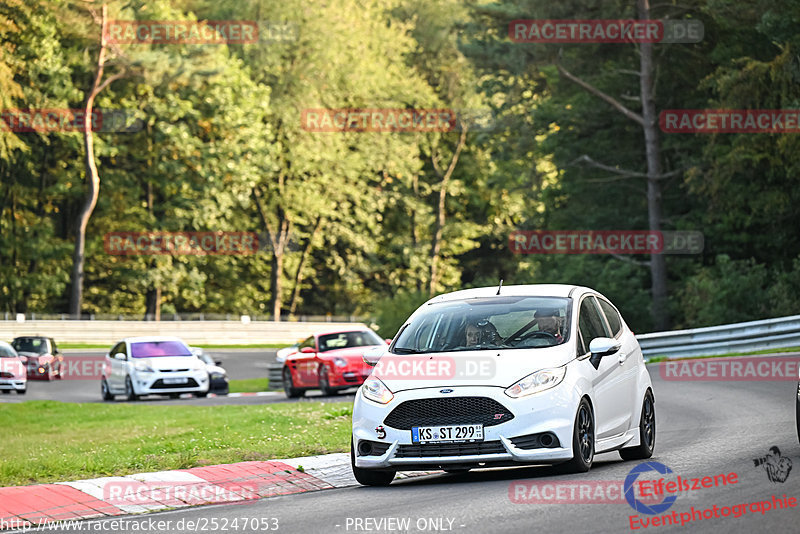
[392,296,571,353]
[12,337,48,354]
[0,345,18,358]
[318,331,383,352]
[130,341,192,358]
[199,354,214,365]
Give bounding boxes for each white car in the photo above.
[101,336,209,401]
[351,284,655,486]
[0,341,26,395]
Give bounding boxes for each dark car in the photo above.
[11,336,64,380]
[191,347,229,395]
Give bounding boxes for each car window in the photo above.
[12,337,47,354]
[598,299,623,338]
[298,336,315,350]
[393,296,571,353]
[318,331,383,352]
[110,342,126,358]
[0,344,17,358]
[130,341,192,358]
[50,338,58,353]
[578,296,609,351]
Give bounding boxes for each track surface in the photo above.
[0,349,354,405]
[15,357,799,533]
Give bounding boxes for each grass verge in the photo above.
[228,378,271,393]
[0,401,351,487]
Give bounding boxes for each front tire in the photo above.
[16,389,25,395]
[319,365,337,396]
[283,368,304,398]
[619,391,656,461]
[351,438,395,486]
[195,391,208,398]
[101,378,114,401]
[125,376,139,401]
[560,398,594,473]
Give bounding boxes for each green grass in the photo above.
[228,378,270,393]
[59,343,292,350]
[0,401,351,487]
[646,345,800,364]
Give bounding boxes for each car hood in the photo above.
[371,345,575,393]
[18,352,49,360]
[319,345,385,362]
[133,356,201,371]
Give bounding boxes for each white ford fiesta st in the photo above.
[351,284,655,485]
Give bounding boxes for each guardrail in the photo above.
[636,314,800,359]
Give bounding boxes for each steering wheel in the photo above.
[516,331,557,344]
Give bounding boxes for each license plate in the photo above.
[411,424,484,443]
[163,377,188,385]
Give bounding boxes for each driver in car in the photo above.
[535,309,564,343]
[466,319,501,346]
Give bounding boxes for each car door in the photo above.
[292,336,318,387]
[596,297,640,425]
[577,295,633,439]
[108,342,128,390]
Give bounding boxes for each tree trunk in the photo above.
[638,0,669,330]
[288,216,322,315]
[429,127,468,295]
[253,186,290,322]
[69,4,122,317]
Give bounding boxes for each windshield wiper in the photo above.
[392,347,426,354]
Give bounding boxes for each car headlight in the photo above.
[210,372,225,379]
[505,366,567,398]
[333,357,347,368]
[134,362,154,373]
[362,377,393,404]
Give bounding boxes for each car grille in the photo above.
[356,440,392,457]
[151,378,199,389]
[396,441,505,458]
[159,369,190,373]
[383,397,514,430]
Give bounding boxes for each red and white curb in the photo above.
[0,455,437,529]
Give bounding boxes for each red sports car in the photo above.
[282,329,389,397]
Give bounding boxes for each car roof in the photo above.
[313,327,373,338]
[121,336,188,343]
[426,284,590,304]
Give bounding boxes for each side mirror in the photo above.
[589,337,621,357]
[113,353,126,361]
[384,339,392,345]
[362,347,385,367]
[300,347,316,354]
[214,360,222,366]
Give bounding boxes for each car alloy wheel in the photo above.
[319,365,336,396]
[561,398,594,473]
[619,391,656,461]
[101,378,114,401]
[283,368,304,398]
[125,376,138,401]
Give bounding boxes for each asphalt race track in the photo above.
[16,356,800,534]
[0,349,354,405]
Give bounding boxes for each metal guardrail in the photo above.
[636,314,800,359]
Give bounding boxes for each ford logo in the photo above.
[439,389,454,394]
